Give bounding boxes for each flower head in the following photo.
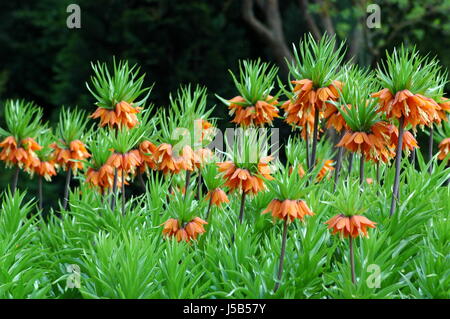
[87,59,151,129]
[217,59,280,127]
[325,214,376,238]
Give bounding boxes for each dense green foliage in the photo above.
[0,147,448,298]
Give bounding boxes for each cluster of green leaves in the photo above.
[168,85,216,147]
[0,99,46,142]
[86,58,152,109]
[287,33,346,88]
[54,107,91,145]
[217,59,279,106]
[333,65,380,132]
[376,45,441,95]
[220,127,274,172]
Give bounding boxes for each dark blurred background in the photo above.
[1,0,450,209]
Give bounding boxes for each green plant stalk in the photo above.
[411,148,416,167]
[238,191,246,224]
[359,155,365,186]
[349,237,356,285]
[376,162,380,184]
[111,167,118,211]
[274,219,288,293]
[390,116,405,217]
[309,108,320,174]
[11,166,20,195]
[348,152,354,178]
[121,167,125,216]
[62,168,72,210]
[428,125,433,174]
[305,123,310,171]
[184,170,191,199]
[197,173,202,199]
[333,144,344,192]
[205,194,213,221]
[38,175,43,211]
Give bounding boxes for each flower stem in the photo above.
[349,236,356,285]
[390,116,404,217]
[347,152,354,178]
[62,168,72,210]
[359,154,365,186]
[198,173,202,199]
[428,125,434,174]
[111,167,118,211]
[376,162,380,184]
[274,219,288,293]
[121,167,125,216]
[205,194,213,221]
[309,107,320,174]
[333,145,344,192]
[184,170,191,199]
[305,123,310,171]
[11,166,20,195]
[38,175,43,211]
[238,191,246,224]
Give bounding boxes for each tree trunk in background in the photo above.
[242,0,294,76]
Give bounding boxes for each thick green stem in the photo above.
[359,155,365,186]
[349,237,356,285]
[309,107,320,173]
[197,173,202,199]
[390,117,405,217]
[184,170,191,199]
[205,194,213,221]
[11,166,20,195]
[111,167,118,211]
[238,191,246,224]
[274,219,288,293]
[376,162,380,184]
[348,152,354,177]
[38,175,43,211]
[305,123,310,171]
[428,125,434,174]
[121,168,125,216]
[333,145,344,192]
[62,168,72,210]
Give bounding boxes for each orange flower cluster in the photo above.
[162,217,208,242]
[138,140,157,172]
[438,138,450,161]
[436,98,450,123]
[372,89,440,128]
[325,214,376,238]
[0,136,41,173]
[107,150,142,174]
[282,79,342,126]
[35,161,57,181]
[90,101,141,129]
[228,95,279,126]
[86,164,124,192]
[153,143,185,175]
[217,156,273,195]
[324,103,349,132]
[337,122,396,163]
[262,199,314,223]
[205,188,229,206]
[387,124,418,152]
[316,160,335,182]
[194,148,213,169]
[51,140,91,172]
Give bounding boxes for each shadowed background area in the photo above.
[1,0,450,208]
